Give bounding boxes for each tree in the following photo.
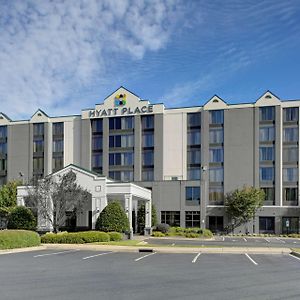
[95,201,129,233]
[137,203,157,233]
[0,180,22,208]
[27,171,91,233]
[225,186,264,233]
[7,206,37,230]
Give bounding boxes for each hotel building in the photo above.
[2,87,300,234]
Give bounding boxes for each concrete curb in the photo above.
[0,245,47,255]
[44,244,292,254]
[290,251,300,258]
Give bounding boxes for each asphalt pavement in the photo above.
[1,249,300,300]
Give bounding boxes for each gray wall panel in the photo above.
[80,119,91,170]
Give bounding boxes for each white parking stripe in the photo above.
[134,252,156,262]
[243,238,247,242]
[265,238,270,243]
[221,236,225,242]
[82,252,113,260]
[276,238,286,243]
[171,243,175,246]
[289,254,300,262]
[34,249,80,258]
[192,253,201,263]
[245,253,258,265]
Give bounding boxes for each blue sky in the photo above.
[0,0,300,119]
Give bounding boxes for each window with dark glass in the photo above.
[109,117,134,130]
[209,167,223,182]
[109,170,133,181]
[260,107,275,121]
[0,159,7,171]
[33,139,44,153]
[284,107,298,122]
[142,150,154,166]
[33,157,44,171]
[92,153,102,169]
[209,128,224,143]
[283,147,298,162]
[109,152,134,166]
[52,157,63,171]
[141,115,154,129]
[259,146,275,161]
[261,187,275,205]
[0,126,7,139]
[142,132,154,147]
[186,187,200,204]
[209,148,223,163]
[91,119,103,133]
[187,149,201,165]
[187,129,200,145]
[161,211,180,227]
[187,113,201,128]
[53,140,63,153]
[259,217,275,234]
[283,187,298,204]
[185,211,200,228]
[187,168,201,180]
[110,134,134,148]
[142,169,154,181]
[283,127,298,142]
[283,168,298,182]
[33,123,44,136]
[259,126,275,141]
[210,110,224,124]
[209,187,224,205]
[53,122,64,135]
[260,167,275,181]
[92,136,102,151]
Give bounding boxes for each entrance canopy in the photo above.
[17,164,152,237]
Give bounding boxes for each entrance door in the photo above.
[88,211,93,230]
[209,216,224,233]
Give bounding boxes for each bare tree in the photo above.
[27,171,90,233]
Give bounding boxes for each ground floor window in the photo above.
[185,211,200,228]
[209,216,224,233]
[259,217,275,234]
[161,211,180,227]
[282,217,299,234]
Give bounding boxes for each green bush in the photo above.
[108,232,123,241]
[0,230,41,249]
[155,223,170,233]
[185,232,200,238]
[152,231,165,237]
[95,201,129,233]
[7,206,36,230]
[41,231,110,244]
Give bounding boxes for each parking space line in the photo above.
[245,253,258,265]
[82,252,113,260]
[276,237,286,243]
[33,249,80,258]
[265,238,270,243]
[192,253,201,263]
[134,252,156,262]
[171,243,175,246]
[243,237,247,242]
[221,236,225,242]
[289,254,300,262]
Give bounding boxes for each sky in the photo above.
[0,0,300,120]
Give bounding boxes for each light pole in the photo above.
[201,166,208,230]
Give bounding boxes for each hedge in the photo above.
[41,231,111,244]
[0,230,41,249]
[7,206,37,231]
[108,232,123,241]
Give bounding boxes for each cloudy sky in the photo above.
[1,0,300,119]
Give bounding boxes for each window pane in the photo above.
[187,113,201,127]
[142,115,154,129]
[283,147,298,162]
[210,110,224,124]
[283,127,298,142]
[260,107,275,121]
[187,130,201,145]
[187,149,201,165]
[209,148,223,163]
[187,168,201,180]
[259,127,275,141]
[209,168,224,182]
[283,168,298,182]
[142,132,154,147]
[260,167,275,181]
[259,146,274,161]
[284,108,298,122]
[209,128,223,143]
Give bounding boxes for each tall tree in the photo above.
[225,186,265,233]
[27,171,90,233]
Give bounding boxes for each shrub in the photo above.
[152,231,165,237]
[41,231,110,244]
[108,232,123,241]
[7,206,36,230]
[185,232,200,238]
[95,201,129,233]
[0,230,40,249]
[155,223,170,233]
[202,229,213,238]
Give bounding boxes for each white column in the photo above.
[125,194,133,239]
[144,200,152,235]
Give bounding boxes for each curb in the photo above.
[290,251,300,258]
[0,245,47,255]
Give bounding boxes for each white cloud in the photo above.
[0,0,184,119]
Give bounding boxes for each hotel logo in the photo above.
[114,93,127,107]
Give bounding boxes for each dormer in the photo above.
[0,113,12,125]
[30,109,50,123]
[255,91,281,107]
[203,95,227,110]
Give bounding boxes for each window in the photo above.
[0,159,7,171]
[92,136,102,151]
[284,107,298,122]
[53,122,64,135]
[209,148,223,163]
[142,150,154,166]
[259,126,275,141]
[259,217,275,234]
[91,119,103,133]
[283,168,298,182]
[187,168,201,180]
[209,167,223,182]
[187,129,201,145]
[260,107,275,121]
[109,134,134,148]
[283,127,298,142]
[185,211,200,228]
[0,143,7,154]
[283,147,298,162]
[210,110,224,124]
[92,153,102,169]
[142,132,154,147]
[141,115,154,129]
[259,146,274,161]
[109,152,134,166]
[53,139,63,152]
[161,211,180,227]
[109,171,134,181]
[33,139,44,153]
[187,149,201,165]
[0,126,7,139]
[260,167,274,181]
[187,113,201,128]
[261,187,275,205]
[33,123,44,136]
[33,157,44,171]
[209,187,224,205]
[186,187,200,204]
[142,169,154,181]
[52,157,63,171]
[283,188,298,205]
[109,117,134,130]
[209,128,224,144]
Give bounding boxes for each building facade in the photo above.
[1,87,300,234]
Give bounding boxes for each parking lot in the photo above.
[1,249,300,300]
